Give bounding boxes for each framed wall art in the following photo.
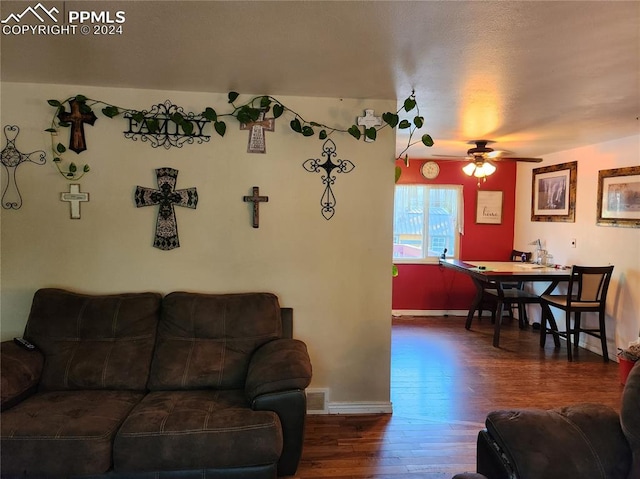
[596,165,640,228]
[531,161,577,222]
[476,190,503,224]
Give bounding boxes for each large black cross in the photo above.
[57,99,97,153]
[135,168,198,250]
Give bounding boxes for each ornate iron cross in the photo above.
[135,168,198,250]
[1,125,46,210]
[57,99,97,153]
[302,139,355,220]
[240,111,275,153]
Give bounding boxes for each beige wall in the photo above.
[514,135,640,358]
[0,82,396,409]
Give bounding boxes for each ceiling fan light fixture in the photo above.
[462,162,477,176]
[462,161,496,178]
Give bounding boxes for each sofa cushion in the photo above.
[621,361,640,479]
[0,390,144,477]
[486,404,631,479]
[1,341,44,411]
[24,288,161,391]
[113,389,282,472]
[148,292,282,390]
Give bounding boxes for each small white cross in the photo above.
[357,109,382,142]
[60,184,89,219]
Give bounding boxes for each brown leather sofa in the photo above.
[1,288,312,479]
[453,360,640,479]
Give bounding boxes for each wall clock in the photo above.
[421,161,440,179]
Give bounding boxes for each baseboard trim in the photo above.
[326,401,393,415]
[392,309,467,317]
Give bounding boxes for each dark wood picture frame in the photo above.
[597,165,640,228]
[531,161,577,222]
[476,190,503,224]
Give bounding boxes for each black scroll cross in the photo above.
[302,139,355,220]
[243,186,269,228]
[135,167,198,250]
[57,99,98,153]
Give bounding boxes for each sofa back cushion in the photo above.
[621,361,640,479]
[148,292,282,390]
[25,288,161,391]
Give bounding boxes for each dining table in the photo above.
[439,258,572,347]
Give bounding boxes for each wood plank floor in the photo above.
[287,315,625,478]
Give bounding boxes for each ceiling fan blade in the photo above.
[493,157,543,163]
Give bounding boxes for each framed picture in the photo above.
[476,190,503,224]
[531,161,577,222]
[597,165,640,228]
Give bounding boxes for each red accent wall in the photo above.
[392,158,517,311]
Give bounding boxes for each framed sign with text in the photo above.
[476,190,503,224]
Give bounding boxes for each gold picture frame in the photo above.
[597,165,640,228]
[531,161,577,222]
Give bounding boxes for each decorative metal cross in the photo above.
[135,168,198,250]
[240,111,275,153]
[243,186,269,228]
[357,109,382,142]
[1,125,46,210]
[302,139,355,220]
[57,99,97,153]
[60,184,89,219]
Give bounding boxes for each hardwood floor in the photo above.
[288,315,625,478]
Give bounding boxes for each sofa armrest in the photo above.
[452,474,489,479]
[483,404,632,479]
[245,338,312,401]
[1,340,44,411]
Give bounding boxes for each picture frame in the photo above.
[596,165,640,228]
[476,190,503,224]
[531,161,577,222]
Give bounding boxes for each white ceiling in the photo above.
[1,0,639,159]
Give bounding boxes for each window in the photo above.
[393,185,463,261]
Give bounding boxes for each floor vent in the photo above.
[306,388,329,414]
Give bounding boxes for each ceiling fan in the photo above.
[436,140,543,181]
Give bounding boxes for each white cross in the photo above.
[357,109,382,142]
[61,184,89,219]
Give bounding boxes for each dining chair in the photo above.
[539,265,614,362]
[478,250,533,327]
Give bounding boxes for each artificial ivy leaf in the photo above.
[237,108,252,125]
[302,126,314,137]
[398,119,411,129]
[83,165,90,172]
[53,157,61,163]
[413,116,424,128]
[382,112,399,128]
[319,129,328,139]
[102,106,120,118]
[66,172,74,177]
[181,121,194,135]
[347,125,361,139]
[75,94,87,103]
[421,134,434,147]
[273,104,284,118]
[56,143,66,153]
[392,264,399,277]
[214,121,227,137]
[403,97,416,112]
[170,112,185,125]
[47,99,62,107]
[202,107,217,121]
[395,165,402,183]
[69,162,77,173]
[132,112,144,123]
[260,96,271,109]
[79,103,92,114]
[365,127,377,141]
[58,121,71,128]
[45,128,57,133]
[290,118,302,133]
[228,91,239,103]
[145,118,159,133]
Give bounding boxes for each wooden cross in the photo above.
[57,99,97,153]
[135,168,198,250]
[357,109,382,142]
[60,184,89,219]
[243,186,269,228]
[240,112,275,153]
